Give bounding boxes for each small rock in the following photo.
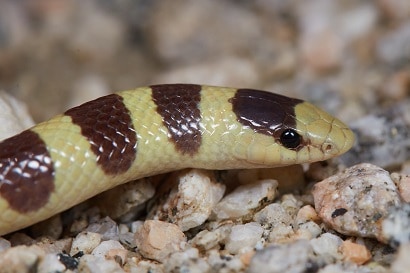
[164,247,210,273]
[92,240,127,265]
[78,254,125,273]
[38,254,66,273]
[86,217,119,241]
[391,172,410,202]
[253,203,293,227]
[295,205,320,225]
[190,224,232,251]
[207,249,244,272]
[382,203,410,247]
[212,179,278,220]
[134,220,186,262]
[150,169,225,231]
[225,222,264,254]
[294,221,322,240]
[0,245,46,273]
[310,233,343,264]
[340,240,371,265]
[268,223,295,244]
[313,163,401,242]
[70,232,102,256]
[248,240,316,273]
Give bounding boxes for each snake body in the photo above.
[0,84,354,235]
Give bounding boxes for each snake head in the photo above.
[230,89,355,167]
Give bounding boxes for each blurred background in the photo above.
[0,0,408,123]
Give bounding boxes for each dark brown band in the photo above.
[151,84,202,156]
[65,94,137,175]
[0,130,55,213]
[230,89,303,140]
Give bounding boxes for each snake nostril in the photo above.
[324,143,333,152]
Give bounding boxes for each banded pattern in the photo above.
[0,84,354,235]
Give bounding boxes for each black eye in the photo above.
[280,129,301,149]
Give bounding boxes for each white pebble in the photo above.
[150,169,225,231]
[38,254,66,273]
[134,220,186,262]
[91,240,125,258]
[225,222,264,254]
[212,179,278,220]
[70,232,102,256]
[86,217,119,241]
[253,203,293,227]
[78,254,125,273]
[248,240,314,273]
[190,224,232,251]
[382,203,410,247]
[310,233,343,264]
[164,248,210,273]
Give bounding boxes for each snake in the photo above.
[0,84,354,235]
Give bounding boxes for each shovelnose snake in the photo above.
[0,84,354,235]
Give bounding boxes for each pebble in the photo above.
[313,163,401,242]
[190,224,232,251]
[78,254,125,273]
[248,240,316,273]
[381,203,410,247]
[295,205,320,225]
[340,240,371,265]
[0,91,34,140]
[164,247,210,273]
[310,233,343,264]
[253,203,293,227]
[295,221,322,240]
[149,169,225,231]
[212,179,278,220]
[225,222,264,254]
[207,249,244,273]
[91,240,127,265]
[391,173,410,202]
[134,220,186,262]
[38,253,66,273]
[70,232,102,256]
[85,217,119,241]
[0,245,46,273]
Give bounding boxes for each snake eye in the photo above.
[280,129,301,149]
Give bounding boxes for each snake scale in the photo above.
[0,84,354,235]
